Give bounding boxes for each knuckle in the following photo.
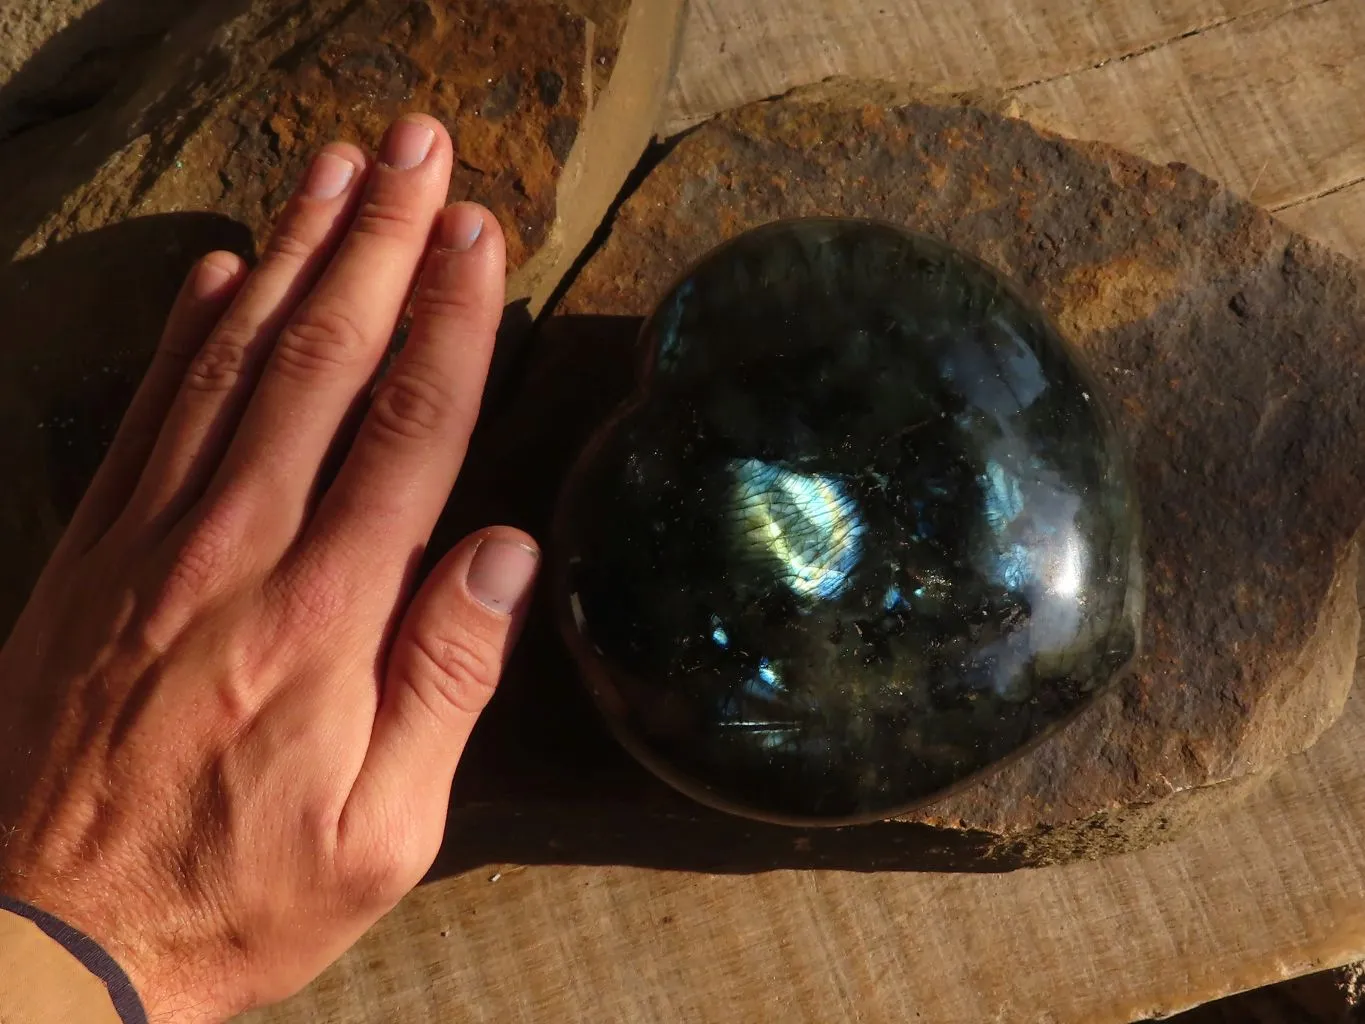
[207,641,263,726]
[342,832,428,909]
[169,514,240,600]
[298,795,344,851]
[271,555,354,634]
[261,227,316,267]
[366,368,452,444]
[183,327,252,394]
[138,503,247,646]
[273,307,370,380]
[410,277,486,325]
[407,626,502,719]
[350,198,422,241]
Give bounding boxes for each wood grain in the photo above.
[660,0,1365,263]
[660,0,1312,134]
[1010,1,1365,213]
[245,581,1365,1024]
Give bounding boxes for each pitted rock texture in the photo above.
[8,0,595,269]
[0,0,188,139]
[0,0,684,632]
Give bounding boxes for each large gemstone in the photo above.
[552,219,1143,825]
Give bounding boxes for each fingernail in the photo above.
[381,117,436,170]
[438,202,486,252]
[302,151,357,199]
[192,255,239,300]
[466,538,539,615]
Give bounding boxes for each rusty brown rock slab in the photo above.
[564,0,631,96]
[9,0,576,270]
[0,0,684,306]
[0,0,683,631]
[451,81,1365,863]
[0,0,190,139]
[0,0,639,141]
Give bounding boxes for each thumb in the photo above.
[341,526,539,882]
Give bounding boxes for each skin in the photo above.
[0,114,538,1021]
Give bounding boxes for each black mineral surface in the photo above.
[553,219,1143,825]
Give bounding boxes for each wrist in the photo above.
[0,894,149,1024]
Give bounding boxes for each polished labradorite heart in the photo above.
[552,219,1143,825]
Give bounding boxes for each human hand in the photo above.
[0,114,538,1021]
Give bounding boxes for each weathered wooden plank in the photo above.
[659,0,1312,134]
[1011,0,1365,211]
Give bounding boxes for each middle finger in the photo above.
[212,114,454,541]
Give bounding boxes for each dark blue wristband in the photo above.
[0,893,149,1024]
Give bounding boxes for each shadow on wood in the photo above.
[1160,964,1365,1023]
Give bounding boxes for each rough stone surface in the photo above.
[0,0,639,140]
[0,0,686,296]
[3,0,597,268]
[0,0,683,632]
[447,82,1365,864]
[0,0,189,139]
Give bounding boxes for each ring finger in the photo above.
[116,141,370,540]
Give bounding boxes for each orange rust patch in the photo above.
[858,105,886,130]
[940,126,969,151]
[962,166,1004,216]
[1052,254,1182,341]
[140,0,590,270]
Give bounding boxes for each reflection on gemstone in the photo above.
[710,618,730,648]
[554,218,1143,825]
[728,458,866,602]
